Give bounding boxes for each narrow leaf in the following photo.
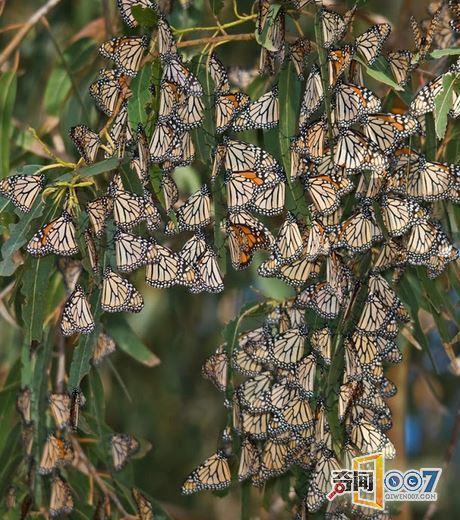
[128,65,152,128]
[0,72,17,178]
[434,73,457,139]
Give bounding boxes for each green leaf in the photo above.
[278,62,300,175]
[68,289,102,390]
[255,4,282,52]
[69,157,120,179]
[212,175,227,274]
[44,67,72,116]
[425,113,437,161]
[105,314,160,367]
[128,65,152,128]
[434,73,457,139]
[209,0,224,15]
[21,256,54,345]
[0,201,44,277]
[131,5,158,26]
[355,55,405,92]
[430,48,460,59]
[0,72,17,178]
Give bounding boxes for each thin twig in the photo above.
[70,437,136,519]
[176,33,255,48]
[0,0,62,67]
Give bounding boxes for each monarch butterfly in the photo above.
[165,185,212,234]
[114,230,157,272]
[111,187,161,232]
[409,74,444,117]
[145,242,198,289]
[260,254,322,287]
[380,195,418,237]
[237,327,271,364]
[132,488,154,520]
[372,240,408,273]
[269,326,307,369]
[320,6,356,49]
[231,86,279,132]
[239,411,270,439]
[175,94,205,129]
[219,138,280,175]
[289,38,311,79]
[328,45,354,87]
[86,196,112,238]
[237,372,273,413]
[162,56,203,96]
[202,345,227,392]
[195,249,224,294]
[117,0,154,28]
[338,206,383,253]
[304,174,353,216]
[111,433,139,471]
[182,451,231,494]
[363,113,420,154]
[334,129,388,173]
[299,65,324,126]
[215,92,251,134]
[0,173,45,212]
[404,216,453,263]
[238,439,261,482]
[158,82,183,122]
[355,23,391,65]
[334,83,381,127]
[407,160,455,201]
[226,210,273,270]
[258,440,290,479]
[302,219,332,260]
[350,419,395,457]
[16,388,31,425]
[49,393,71,430]
[269,381,298,412]
[27,210,79,257]
[108,101,133,154]
[292,119,327,162]
[69,125,100,164]
[130,124,151,186]
[411,7,441,59]
[307,456,342,512]
[89,68,131,116]
[209,53,231,95]
[101,267,144,313]
[387,50,414,86]
[49,476,73,517]
[355,295,395,337]
[272,213,304,263]
[160,173,179,211]
[99,35,148,77]
[295,282,341,319]
[291,354,316,398]
[92,332,116,366]
[232,347,265,377]
[163,129,196,170]
[39,434,73,475]
[311,327,332,365]
[61,285,95,337]
[157,16,178,58]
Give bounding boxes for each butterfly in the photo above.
[145,242,198,289]
[49,393,71,430]
[111,433,139,471]
[209,53,231,94]
[132,488,154,520]
[182,451,231,494]
[114,230,157,272]
[202,345,227,392]
[237,372,272,413]
[39,434,73,475]
[334,83,381,127]
[269,326,308,369]
[231,86,279,132]
[117,0,155,28]
[295,282,341,319]
[0,173,45,212]
[238,439,261,482]
[101,267,144,313]
[350,419,395,457]
[304,174,353,216]
[16,388,32,425]
[334,129,388,173]
[160,173,179,211]
[149,121,184,163]
[337,206,383,253]
[272,213,304,263]
[409,74,444,116]
[49,476,73,517]
[289,38,311,79]
[405,160,455,201]
[363,113,419,154]
[92,332,116,366]
[232,347,265,377]
[320,6,356,49]
[299,65,324,126]
[328,45,354,87]
[292,119,327,162]
[61,284,95,336]
[27,210,79,257]
[86,196,112,238]
[372,240,408,273]
[99,36,148,77]
[111,186,161,232]
[162,56,203,96]
[107,102,133,157]
[411,7,441,59]
[380,195,417,237]
[387,50,414,86]
[259,253,322,287]
[69,125,101,164]
[166,185,212,234]
[226,210,273,270]
[89,68,131,116]
[355,24,391,65]
[311,327,332,365]
[258,440,290,480]
[306,456,341,512]
[157,16,178,58]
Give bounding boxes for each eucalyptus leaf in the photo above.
[132,5,158,26]
[434,73,457,139]
[128,65,152,128]
[255,4,283,52]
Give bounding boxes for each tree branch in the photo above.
[0,0,63,67]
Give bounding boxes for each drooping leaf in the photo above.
[430,48,460,59]
[44,67,72,116]
[105,314,160,367]
[434,73,457,139]
[128,65,152,128]
[0,72,17,179]
[278,62,300,175]
[255,4,283,52]
[132,5,158,26]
